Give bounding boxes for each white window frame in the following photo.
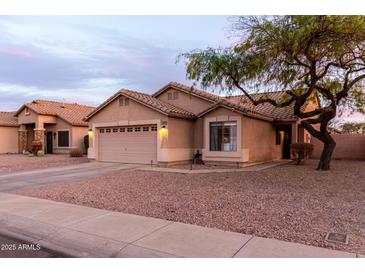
[203,115,248,162]
[209,121,238,152]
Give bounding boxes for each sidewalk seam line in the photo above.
[117,221,175,255]
[231,235,255,258]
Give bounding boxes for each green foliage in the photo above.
[341,122,365,134]
[180,16,365,112]
[31,140,43,155]
[69,148,83,157]
[83,135,89,152]
[290,143,314,164]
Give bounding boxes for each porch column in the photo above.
[18,125,27,153]
[34,128,46,152]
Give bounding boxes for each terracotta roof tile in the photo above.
[226,91,298,120]
[159,82,302,120]
[17,100,95,126]
[85,89,197,120]
[122,89,196,119]
[154,81,221,102]
[0,111,18,126]
[86,83,311,122]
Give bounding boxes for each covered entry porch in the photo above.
[18,120,58,154]
[274,120,307,159]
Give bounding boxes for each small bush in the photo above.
[290,143,314,164]
[83,135,89,153]
[31,140,43,155]
[69,148,83,157]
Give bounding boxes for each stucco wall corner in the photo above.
[88,147,96,159]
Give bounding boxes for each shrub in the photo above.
[83,135,89,153]
[69,148,83,157]
[290,143,314,164]
[31,140,43,155]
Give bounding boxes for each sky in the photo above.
[0,16,231,111]
[0,16,363,123]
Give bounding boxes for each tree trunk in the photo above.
[316,134,336,171]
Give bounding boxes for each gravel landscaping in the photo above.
[170,163,239,170]
[0,154,89,173]
[18,159,365,254]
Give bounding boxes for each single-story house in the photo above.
[0,100,95,154]
[85,82,317,166]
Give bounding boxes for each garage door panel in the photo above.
[98,125,157,164]
[100,148,157,154]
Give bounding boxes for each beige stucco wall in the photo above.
[242,116,283,162]
[156,87,214,115]
[44,118,87,153]
[311,134,365,160]
[194,118,204,150]
[88,95,200,163]
[72,126,88,153]
[165,117,194,149]
[45,118,71,153]
[202,107,247,163]
[157,117,195,164]
[17,108,37,125]
[201,107,284,163]
[17,108,57,127]
[0,126,19,154]
[89,95,167,124]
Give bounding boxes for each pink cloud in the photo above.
[0,47,33,58]
[120,52,152,67]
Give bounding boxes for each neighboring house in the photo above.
[0,112,19,154]
[85,82,318,166]
[0,100,95,154]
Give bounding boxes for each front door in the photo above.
[283,128,292,159]
[46,131,53,154]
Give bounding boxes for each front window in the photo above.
[58,131,69,147]
[210,121,237,152]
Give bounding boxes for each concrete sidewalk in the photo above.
[139,160,291,174]
[0,193,360,258]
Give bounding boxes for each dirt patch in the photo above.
[18,160,365,255]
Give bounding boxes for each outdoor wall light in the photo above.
[159,126,168,139]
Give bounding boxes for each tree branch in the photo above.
[230,77,296,107]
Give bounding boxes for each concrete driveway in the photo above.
[0,162,142,192]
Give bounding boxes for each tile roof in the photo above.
[86,82,312,123]
[226,91,299,120]
[157,82,302,120]
[122,89,197,118]
[0,111,18,127]
[15,100,95,126]
[84,89,197,121]
[154,81,221,102]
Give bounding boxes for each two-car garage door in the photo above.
[98,125,157,164]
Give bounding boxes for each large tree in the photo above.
[180,16,365,170]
